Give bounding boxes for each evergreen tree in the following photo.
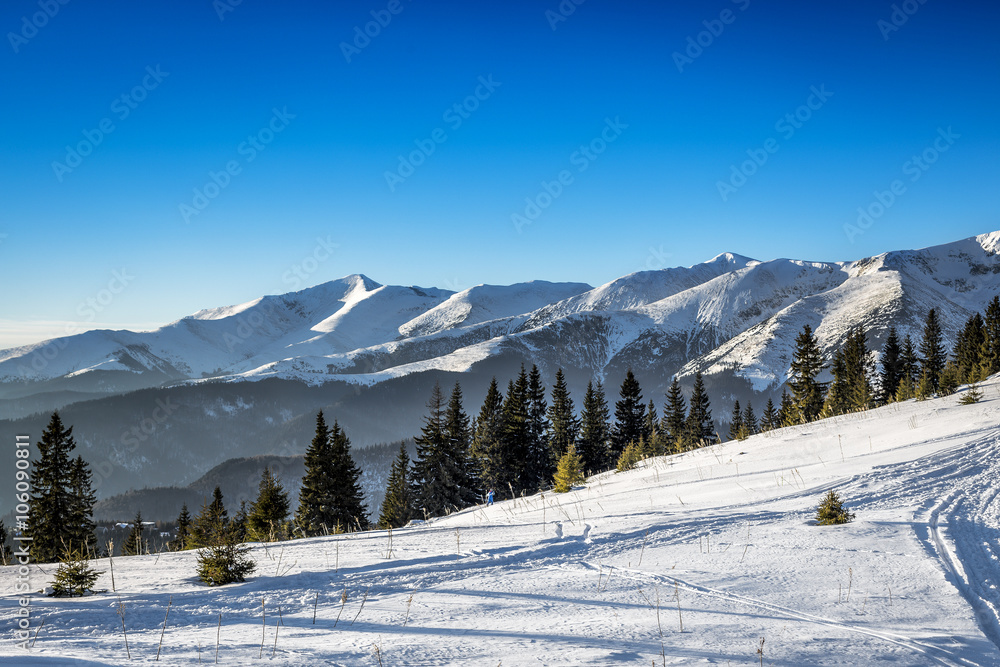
[684,372,714,447]
[326,420,370,531]
[413,384,476,517]
[0,520,10,565]
[742,401,758,437]
[546,368,579,464]
[960,382,983,405]
[231,500,249,543]
[247,467,290,542]
[644,400,660,454]
[761,398,779,432]
[27,413,81,563]
[920,308,946,392]
[955,313,985,383]
[68,455,97,556]
[788,324,826,423]
[190,487,228,548]
[878,326,903,404]
[470,378,506,495]
[815,490,855,526]
[577,381,611,474]
[981,296,1000,377]
[916,369,934,401]
[778,389,796,427]
[938,359,961,396]
[611,369,646,460]
[661,377,687,452]
[728,400,743,441]
[525,366,552,490]
[901,335,919,385]
[169,504,192,551]
[195,528,255,586]
[50,546,102,597]
[844,327,873,411]
[377,442,414,529]
[552,444,584,493]
[500,369,531,495]
[122,511,145,557]
[296,411,333,535]
[822,348,849,418]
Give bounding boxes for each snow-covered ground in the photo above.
[4,379,1000,665]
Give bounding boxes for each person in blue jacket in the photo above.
[487,489,495,506]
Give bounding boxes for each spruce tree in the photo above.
[981,296,1000,377]
[955,313,985,383]
[761,398,779,432]
[742,401,758,437]
[500,369,531,495]
[27,413,81,563]
[169,504,192,551]
[661,377,687,452]
[611,369,646,460]
[728,400,744,441]
[644,400,660,454]
[901,335,919,386]
[552,444,584,493]
[878,326,903,404]
[51,546,102,597]
[823,348,849,418]
[920,308,946,392]
[684,372,714,447]
[247,466,290,542]
[377,442,414,529]
[195,527,255,586]
[546,368,579,464]
[412,384,476,517]
[296,412,369,535]
[788,324,826,423]
[231,500,250,543]
[122,511,145,557]
[525,366,552,490]
[0,520,10,565]
[577,381,611,474]
[778,389,796,427]
[68,455,97,556]
[443,383,478,508]
[190,487,228,548]
[326,420,370,531]
[844,328,873,412]
[470,378,506,495]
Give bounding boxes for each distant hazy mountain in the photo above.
[3,232,999,516]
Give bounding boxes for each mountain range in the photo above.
[3,231,1000,517]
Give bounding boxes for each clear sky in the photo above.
[1,0,997,349]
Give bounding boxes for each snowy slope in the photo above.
[4,379,1000,665]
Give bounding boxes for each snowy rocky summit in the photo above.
[4,232,1000,398]
[3,374,1000,664]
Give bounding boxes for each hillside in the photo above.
[3,378,999,665]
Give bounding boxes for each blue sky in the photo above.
[1,0,997,349]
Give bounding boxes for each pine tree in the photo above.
[981,296,1000,377]
[231,500,249,543]
[960,382,983,405]
[878,326,903,404]
[901,335,919,385]
[644,400,660,454]
[661,376,687,452]
[442,383,478,508]
[0,520,10,565]
[611,369,646,460]
[195,526,255,587]
[938,359,961,396]
[27,413,82,563]
[247,466,290,542]
[761,398,779,432]
[823,348,849,418]
[916,369,934,401]
[525,366,552,491]
[616,442,643,472]
[788,324,826,423]
[778,389,796,427]
[377,442,414,529]
[742,401,758,438]
[578,381,611,474]
[815,490,855,525]
[546,368,579,464]
[844,328,873,412]
[684,372,714,447]
[326,420,370,531]
[470,378,505,495]
[728,400,744,441]
[169,504,192,551]
[920,308,946,392]
[122,511,145,557]
[552,444,584,493]
[412,384,476,517]
[190,487,228,548]
[68,455,97,556]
